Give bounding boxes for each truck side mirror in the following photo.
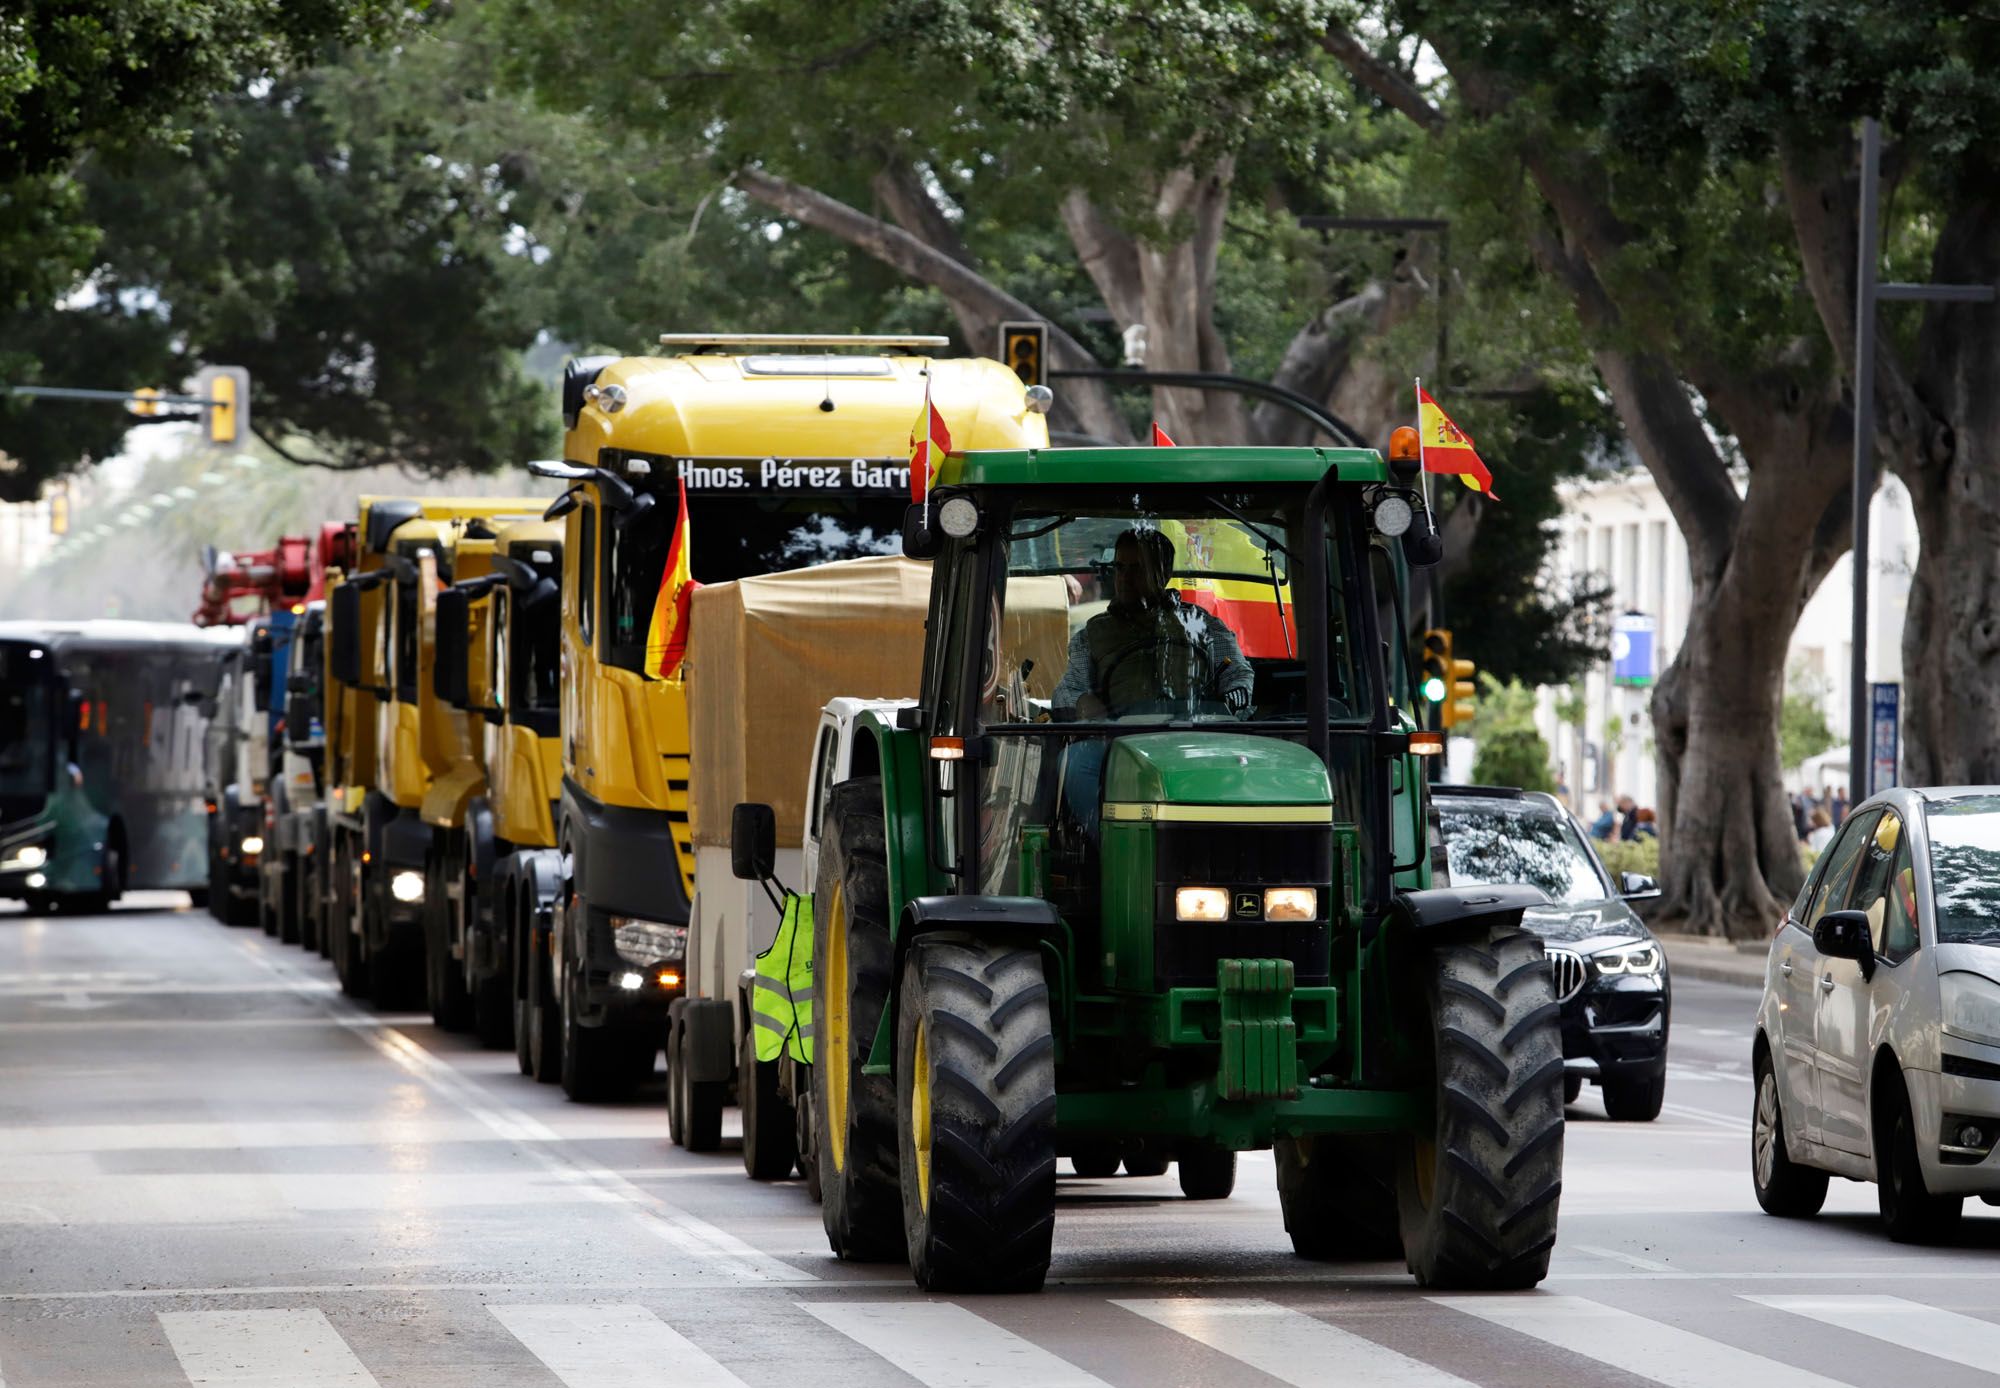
[731,802,776,881]
[901,503,941,560]
[329,585,361,686]
[434,587,471,707]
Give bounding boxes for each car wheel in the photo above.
[1751,1055,1828,1217]
[1563,1074,1583,1106]
[1603,1069,1666,1122]
[1878,1082,1963,1243]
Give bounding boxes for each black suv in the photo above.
[1434,786,1670,1121]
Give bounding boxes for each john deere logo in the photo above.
[1233,892,1261,920]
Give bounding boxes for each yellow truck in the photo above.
[523,333,1049,1102]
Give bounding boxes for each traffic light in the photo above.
[126,387,161,418]
[1420,629,1450,708]
[1442,650,1478,731]
[999,321,1047,388]
[195,365,250,449]
[47,483,68,535]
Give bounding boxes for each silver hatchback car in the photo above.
[1754,787,2000,1240]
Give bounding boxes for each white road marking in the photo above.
[1574,1244,1676,1272]
[159,1308,379,1386]
[799,1301,1111,1388]
[490,1304,746,1388]
[1661,1101,1750,1132]
[1117,1297,1475,1387]
[1749,1294,2000,1372]
[1432,1294,1856,1388]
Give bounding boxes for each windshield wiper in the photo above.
[1203,495,1289,558]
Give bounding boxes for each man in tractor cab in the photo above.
[1051,528,1253,721]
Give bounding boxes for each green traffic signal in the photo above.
[1421,675,1446,703]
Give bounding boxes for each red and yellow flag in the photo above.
[1417,382,1496,499]
[645,473,697,679]
[909,377,954,504]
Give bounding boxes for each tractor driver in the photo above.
[1052,528,1254,721]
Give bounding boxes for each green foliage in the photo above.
[1781,661,1837,771]
[1592,835,1659,882]
[1470,672,1556,792]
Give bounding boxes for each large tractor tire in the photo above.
[896,937,1057,1293]
[813,777,904,1262]
[1277,1135,1405,1260]
[1394,927,1565,1290]
[741,1028,797,1180]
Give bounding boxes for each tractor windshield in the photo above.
[980,488,1364,729]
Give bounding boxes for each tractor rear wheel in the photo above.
[742,1028,797,1180]
[813,777,903,1261]
[1277,1136,1404,1260]
[1395,927,1565,1290]
[897,937,1056,1292]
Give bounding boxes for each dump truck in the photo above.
[521,334,1049,1102]
[428,518,567,1054]
[728,440,1561,1294]
[667,557,930,1161]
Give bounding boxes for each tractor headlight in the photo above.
[1942,971,2000,1048]
[1263,887,1318,922]
[613,916,687,966]
[239,835,265,858]
[1175,887,1229,923]
[1592,942,1661,976]
[390,869,425,904]
[1,844,48,871]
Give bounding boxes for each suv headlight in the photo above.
[1942,971,2000,1048]
[613,916,687,966]
[1592,942,1662,976]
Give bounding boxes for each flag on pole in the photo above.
[1416,382,1496,499]
[645,473,698,679]
[1151,421,1176,447]
[908,377,954,504]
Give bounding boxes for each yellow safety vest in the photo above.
[752,892,813,1065]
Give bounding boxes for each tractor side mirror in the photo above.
[329,584,361,686]
[901,503,941,560]
[1813,909,1876,982]
[434,587,471,708]
[731,802,776,882]
[1401,507,1443,569]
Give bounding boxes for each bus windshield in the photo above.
[0,643,55,803]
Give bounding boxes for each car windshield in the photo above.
[982,487,1363,728]
[1438,797,1609,905]
[1923,795,2000,945]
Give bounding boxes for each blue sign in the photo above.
[1870,682,1899,797]
[1611,613,1656,688]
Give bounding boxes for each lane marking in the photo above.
[1749,1294,2000,1372]
[490,1303,746,1388]
[1660,1101,1749,1132]
[1574,1244,1676,1272]
[1117,1296,1475,1387]
[798,1301,1111,1388]
[1432,1294,1856,1388]
[159,1308,379,1386]
[0,1014,424,1034]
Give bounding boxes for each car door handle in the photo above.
[1820,976,1836,992]
[1781,962,1794,977]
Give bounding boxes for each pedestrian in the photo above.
[1791,792,1808,843]
[1831,784,1848,827]
[1807,807,1835,853]
[1617,794,1638,842]
[1634,808,1658,839]
[1588,800,1616,840]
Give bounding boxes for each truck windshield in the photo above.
[0,643,55,802]
[981,488,1363,729]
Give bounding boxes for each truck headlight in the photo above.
[390,870,425,903]
[1592,942,1661,976]
[1942,971,2000,1048]
[1175,887,1229,922]
[239,835,265,857]
[1263,887,1317,922]
[613,916,687,966]
[1,844,48,871]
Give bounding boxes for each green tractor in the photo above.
[733,443,1560,1293]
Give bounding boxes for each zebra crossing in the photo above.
[24,1289,2000,1388]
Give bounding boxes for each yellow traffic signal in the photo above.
[1442,655,1478,730]
[1420,629,1450,706]
[48,484,68,535]
[999,321,1047,388]
[208,372,238,445]
[127,387,161,418]
[194,365,250,449]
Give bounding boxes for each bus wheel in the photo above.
[23,893,53,917]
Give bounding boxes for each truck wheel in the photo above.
[676,1032,724,1152]
[279,855,302,945]
[425,857,473,1031]
[1602,1069,1665,1122]
[472,972,513,1049]
[896,937,1056,1293]
[1395,928,1565,1290]
[742,1028,797,1180]
[1177,1144,1237,1200]
[526,953,561,1085]
[793,1063,822,1202]
[332,840,367,998]
[1277,1136,1404,1260]
[665,1023,687,1144]
[559,958,625,1102]
[814,777,903,1261]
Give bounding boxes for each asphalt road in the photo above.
[6,899,2000,1388]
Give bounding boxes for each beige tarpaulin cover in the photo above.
[687,556,931,849]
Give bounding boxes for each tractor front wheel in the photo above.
[1395,927,1565,1290]
[896,937,1056,1293]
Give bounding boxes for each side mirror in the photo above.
[1620,872,1660,900]
[1401,509,1443,569]
[901,503,941,560]
[329,584,361,686]
[731,802,776,882]
[1813,909,1876,982]
[434,587,471,707]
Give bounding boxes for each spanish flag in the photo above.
[645,473,697,680]
[1417,381,1496,499]
[909,376,953,504]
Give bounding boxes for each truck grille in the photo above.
[1548,947,1587,1001]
